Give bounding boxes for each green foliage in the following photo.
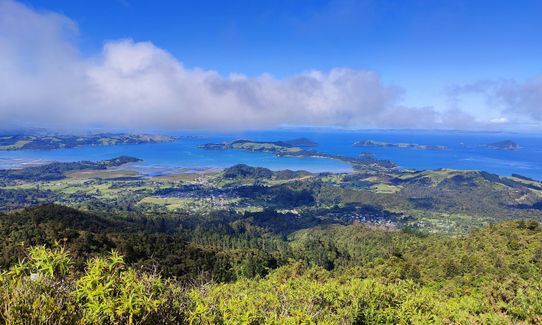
[0,245,77,324]
[0,246,186,324]
[2,140,542,324]
[1,205,542,323]
[0,134,174,151]
[186,263,527,324]
[2,221,542,324]
[223,164,274,179]
[188,263,361,323]
[76,251,169,324]
[0,156,141,181]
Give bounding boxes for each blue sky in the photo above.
[25,0,542,104]
[2,0,542,130]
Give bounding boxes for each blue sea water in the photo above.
[0,129,541,180]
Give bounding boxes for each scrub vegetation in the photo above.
[1,155,542,323]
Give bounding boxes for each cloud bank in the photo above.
[447,78,542,128]
[1,0,539,131]
[493,77,542,121]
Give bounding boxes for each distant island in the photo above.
[354,140,448,150]
[200,139,303,153]
[282,137,318,147]
[0,133,176,151]
[201,139,396,169]
[484,140,521,150]
[201,138,317,151]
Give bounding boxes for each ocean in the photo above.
[0,129,541,180]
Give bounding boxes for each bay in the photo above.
[0,129,541,180]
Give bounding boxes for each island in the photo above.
[282,137,318,147]
[200,139,302,153]
[354,140,448,150]
[484,140,521,150]
[0,133,176,151]
[200,139,396,169]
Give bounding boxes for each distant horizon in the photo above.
[2,125,542,137]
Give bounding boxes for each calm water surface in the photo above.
[0,129,541,180]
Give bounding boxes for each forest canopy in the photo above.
[1,205,542,323]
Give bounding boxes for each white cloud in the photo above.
[489,117,509,124]
[0,0,496,131]
[493,77,542,121]
[445,77,542,129]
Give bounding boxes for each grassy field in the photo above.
[2,161,541,234]
[66,169,141,180]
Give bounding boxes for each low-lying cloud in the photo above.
[1,0,537,131]
[493,77,542,121]
[446,77,542,128]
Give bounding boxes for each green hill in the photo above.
[1,205,542,323]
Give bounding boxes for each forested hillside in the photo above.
[1,205,542,323]
[1,158,542,323]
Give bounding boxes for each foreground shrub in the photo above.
[187,262,540,324]
[0,246,186,324]
[1,244,542,324]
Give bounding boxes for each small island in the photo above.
[201,139,396,169]
[484,140,521,150]
[0,133,176,151]
[201,138,317,151]
[353,140,448,150]
[283,137,318,147]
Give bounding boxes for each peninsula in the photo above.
[0,133,176,151]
